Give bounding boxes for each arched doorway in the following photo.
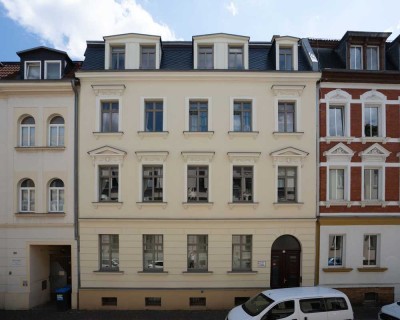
[270,235,301,289]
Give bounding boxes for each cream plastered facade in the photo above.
[77,70,320,310]
[0,82,77,309]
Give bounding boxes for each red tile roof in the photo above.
[0,63,20,80]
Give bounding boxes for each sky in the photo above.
[1,0,400,61]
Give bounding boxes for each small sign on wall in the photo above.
[11,258,22,267]
[257,260,266,268]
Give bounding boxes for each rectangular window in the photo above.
[143,235,163,272]
[329,169,344,200]
[187,166,208,202]
[364,106,379,137]
[278,167,297,202]
[140,46,156,69]
[101,101,119,132]
[363,234,378,266]
[329,105,345,136]
[350,46,362,70]
[111,46,125,70]
[145,297,161,306]
[198,46,213,69]
[228,46,244,69]
[99,165,119,202]
[279,47,292,70]
[45,61,61,79]
[232,166,253,202]
[102,297,117,306]
[25,62,41,79]
[364,169,379,200]
[190,297,206,306]
[145,101,163,132]
[189,101,208,132]
[233,101,252,132]
[366,46,379,70]
[232,235,252,271]
[100,234,119,271]
[328,235,343,266]
[187,235,208,271]
[143,165,163,202]
[278,102,295,132]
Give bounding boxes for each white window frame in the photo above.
[361,90,386,140]
[140,97,167,132]
[362,166,384,202]
[276,100,297,133]
[350,45,363,70]
[366,46,379,71]
[110,45,126,70]
[19,179,35,212]
[48,116,65,146]
[363,234,379,267]
[19,116,35,147]
[274,37,299,71]
[327,166,350,202]
[325,89,352,138]
[181,152,214,203]
[24,61,41,79]
[44,60,62,79]
[196,44,214,70]
[229,97,256,132]
[184,97,212,132]
[276,165,299,203]
[48,179,64,212]
[328,234,345,267]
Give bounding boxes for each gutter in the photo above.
[315,80,321,286]
[71,78,81,307]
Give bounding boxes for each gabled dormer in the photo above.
[17,46,73,80]
[272,36,300,71]
[192,33,249,70]
[104,33,162,70]
[336,31,391,71]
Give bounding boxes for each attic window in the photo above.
[198,45,213,69]
[140,45,156,69]
[366,46,379,70]
[25,61,41,79]
[279,47,293,71]
[350,46,362,70]
[111,46,125,70]
[45,61,61,79]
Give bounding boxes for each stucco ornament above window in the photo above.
[181,152,215,163]
[87,145,127,166]
[271,85,305,97]
[359,143,390,162]
[91,85,125,96]
[227,152,261,165]
[323,143,355,162]
[270,147,308,167]
[135,151,169,163]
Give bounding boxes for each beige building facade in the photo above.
[77,33,320,310]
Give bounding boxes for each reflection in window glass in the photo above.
[145,101,163,132]
[328,235,343,266]
[228,46,243,69]
[233,101,252,132]
[364,106,379,137]
[232,235,252,271]
[198,46,213,69]
[233,166,253,202]
[278,102,295,132]
[46,61,61,79]
[189,101,208,132]
[278,167,296,202]
[187,235,208,271]
[99,166,119,201]
[143,166,163,202]
[143,235,163,271]
[100,234,119,271]
[187,166,208,202]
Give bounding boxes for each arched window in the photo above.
[49,179,64,212]
[20,116,35,147]
[20,179,35,212]
[49,116,65,146]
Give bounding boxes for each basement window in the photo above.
[145,297,161,306]
[190,297,206,306]
[102,297,117,306]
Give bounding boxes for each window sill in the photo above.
[136,202,168,209]
[357,267,388,272]
[183,131,214,138]
[322,267,353,273]
[182,271,213,274]
[273,202,304,208]
[15,212,66,217]
[93,270,124,274]
[228,131,259,139]
[228,202,259,209]
[182,202,214,209]
[227,271,258,274]
[137,131,169,138]
[15,146,65,152]
[325,201,352,208]
[137,271,168,274]
[92,201,123,209]
[361,137,390,144]
[360,200,387,208]
[273,132,304,137]
[93,131,124,139]
[324,136,355,144]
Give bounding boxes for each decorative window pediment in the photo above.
[88,145,127,166]
[135,151,169,163]
[360,90,386,102]
[92,85,125,96]
[325,89,351,102]
[323,143,355,162]
[271,85,305,97]
[181,151,215,163]
[359,143,390,162]
[270,147,308,166]
[227,152,260,165]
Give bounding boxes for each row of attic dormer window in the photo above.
[103,33,300,71]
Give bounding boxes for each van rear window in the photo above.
[242,293,274,316]
[300,298,326,313]
[325,297,348,311]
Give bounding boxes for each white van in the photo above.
[226,286,353,320]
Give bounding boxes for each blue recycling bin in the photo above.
[55,286,71,311]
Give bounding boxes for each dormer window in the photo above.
[279,47,293,70]
[25,61,41,79]
[111,46,125,70]
[198,45,213,69]
[228,46,244,70]
[45,61,62,79]
[140,45,156,69]
[366,46,379,70]
[350,46,362,70]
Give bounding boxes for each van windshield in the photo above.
[242,293,274,316]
